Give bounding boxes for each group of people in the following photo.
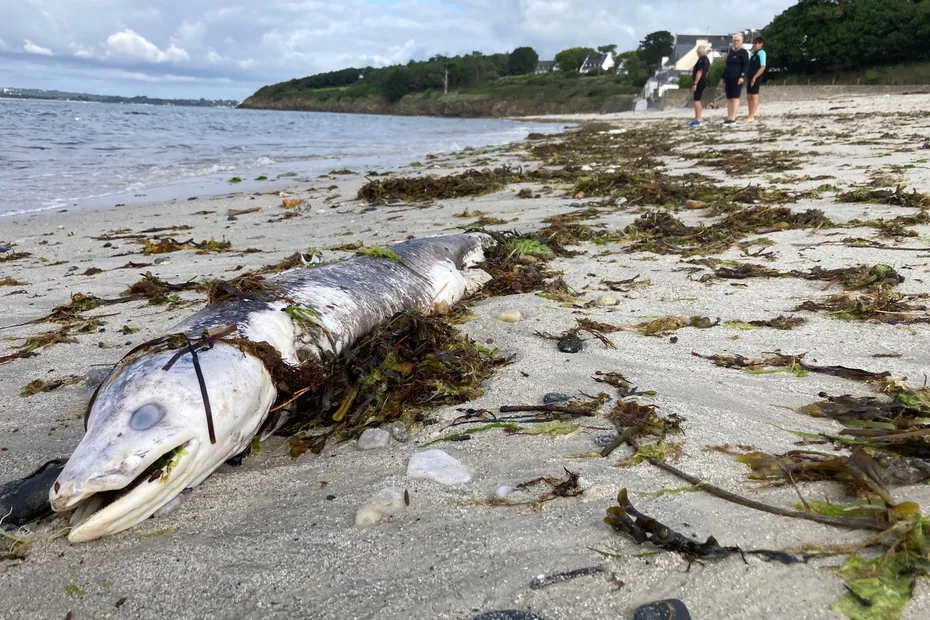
[688,33,767,127]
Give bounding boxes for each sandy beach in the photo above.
[3,93,930,620]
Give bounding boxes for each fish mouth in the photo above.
[65,439,200,543]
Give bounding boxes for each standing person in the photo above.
[719,33,749,125]
[689,46,710,127]
[746,36,767,121]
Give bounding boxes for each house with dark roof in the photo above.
[665,30,763,72]
[534,60,559,74]
[579,52,615,74]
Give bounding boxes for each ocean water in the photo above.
[0,99,563,217]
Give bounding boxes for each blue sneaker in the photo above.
[688,120,702,127]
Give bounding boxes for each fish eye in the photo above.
[130,404,164,430]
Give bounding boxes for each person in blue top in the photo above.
[746,36,767,122]
[718,33,749,125]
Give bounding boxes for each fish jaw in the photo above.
[50,342,276,542]
[65,439,200,543]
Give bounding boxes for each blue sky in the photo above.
[0,0,795,100]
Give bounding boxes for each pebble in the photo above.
[356,428,392,450]
[557,337,583,354]
[85,366,113,390]
[102,242,112,248]
[355,487,406,528]
[633,599,691,620]
[581,164,593,172]
[383,421,408,443]
[543,392,571,404]
[0,245,12,253]
[626,291,641,300]
[594,434,616,447]
[227,215,238,221]
[494,485,517,499]
[474,613,543,620]
[407,450,471,485]
[684,199,706,210]
[595,294,618,307]
[67,266,78,272]
[497,310,521,323]
[153,257,170,265]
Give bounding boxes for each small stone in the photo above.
[407,450,471,485]
[85,366,113,390]
[494,485,517,499]
[633,599,691,620]
[626,291,641,300]
[227,215,238,221]
[153,257,170,265]
[102,242,112,248]
[582,484,610,502]
[684,200,705,210]
[474,612,543,620]
[670,336,679,344]
[67,266,78,272]
[497,310,521,323]
[355,487,406,528]
[0,245,12,252]
[383,422,408,443]
[357,428,391,450]
[595,294,618,307]
[581,164,593,172]
[594,434,616,447]
[557,337,583,354]
[543,392,571,404]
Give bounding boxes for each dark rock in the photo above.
[543,392,571,404]
[153,257,170,265]
[474,612,543,620]
[227,216,238,221]
[67,266,78,272]
[86,366,113,390]
[0,245,12,253]
[595,434,617,447]
[102,242,112,248]
[0,460,66,527]
[557,337,583,354]
[187,196,198,201]
[633,599,691,620]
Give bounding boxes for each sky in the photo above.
[0,0,796,101]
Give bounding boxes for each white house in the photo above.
[579,52,615,74]
[534,60,560,74]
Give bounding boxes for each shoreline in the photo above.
[2,93,930,619]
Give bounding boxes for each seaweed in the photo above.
[20,375,83,397]
[358,167,516,203]
[143,237,232,255]
[681,149,806,176]
[634,315,718,336]
[356,246,403,263]
[121,272,203,305]
[0,277,27,286]
[0,252,31,263]
[838,186,930,209]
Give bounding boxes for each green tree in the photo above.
[555,47,597,72]
[507,46,540,75]
[597,44,618,55]
[383,67,414,102]
[637,30,675,73]
[708,59,726,84]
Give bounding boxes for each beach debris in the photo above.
[473,612,543,620]
[0,251,31,263]
[495,485,517,499]
[684,200,705,210]
[691,350,891,382]
[227,207,262,216]
[142,237,232,255]
[633,600,692,620]
[20,375,83,397]
[529,565,605,590]
[359,166,520,203]
[121,272,203,305]
[356,428,392,450]
[594,294,619,307]
[682,148,805,176]
[0,277,27,286]
[634,316,718,336]
[355,487,407,527]
[281,198,304,209]
[407,450,471,485]
[543,392,571,404]
[497,310,521,323]
[837,185,930,209]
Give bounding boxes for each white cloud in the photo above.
[0,36,8,51]
[105,29,189,63]
[70,42,96,58]
[175,20,205,42]
[23,39,53,56]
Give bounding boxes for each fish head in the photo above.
[50,341,275,542]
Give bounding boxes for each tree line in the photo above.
[251,32,676,103]
[765,0,930,74]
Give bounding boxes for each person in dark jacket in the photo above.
[746,36,767,121]
[689,46,710,127]
[718,33,749,125]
